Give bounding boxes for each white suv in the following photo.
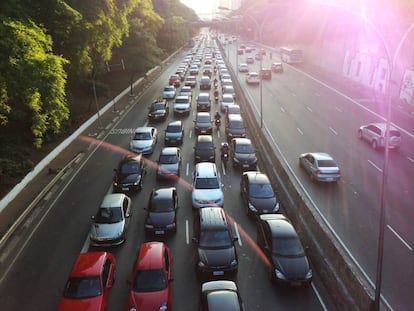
[191,162,224,209]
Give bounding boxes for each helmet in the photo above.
[222,142,229,148]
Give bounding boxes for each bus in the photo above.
[279,47,303,64]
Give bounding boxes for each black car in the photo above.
[197,93,211,112]
[193,207,238,279]
[257,214,312,286]
[157,147,181,180]
[194,112,213,135]
[240,171,280,216]
[144,187,178,235]
[147,99,169,122]
[230,138,257,170]
[113,154,145,193]
[271,62,283,73]
[164,120,184,146]
[194,135,216,163]
[200,280,245,311]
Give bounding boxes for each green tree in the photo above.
[0,18,69,148]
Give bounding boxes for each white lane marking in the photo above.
[335,107,343,113]
[186,219,190,244]
[292,92,297,97]
[297,127,304,135]
[186,162,190,176]
[280,106,285,113]
[315,92,321,97]
[221,162,227,175]
[387,225,412,251]
[368,159,383,173]
[329,127,338,135]
[306,106,313,112]
[407,156,414,163]
[311,282,329,311]
[189,129,193,139]
[234,222,242,247]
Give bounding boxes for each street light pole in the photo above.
[260,56,263,128]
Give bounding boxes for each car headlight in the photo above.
[198,261,206,267]
[306,269,313,280]
[233,157,240,163]
[166,223,176,229]
[133,177,141,186]
[159,302,168,311]
[248,202,257,212]
[275,269,287,280]
[230,259,238,267]
[113,182,118,187]
[129,306,137,311]
[273,202,280,212]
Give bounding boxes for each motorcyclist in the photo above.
[214,110,221,121]
[214,90,219,102]
[213,78,218,88]
[220,142,229,158]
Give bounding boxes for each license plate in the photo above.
[326,178,334,181]
[213,271,224,276]
[122,187,129,191]
[201,130,206,133]
[155,230,165,235]
[243,164,249,168]
[291,281,301,286]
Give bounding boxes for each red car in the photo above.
[126,242,173,311]
[169,74,181,87]
[58,252,116,311]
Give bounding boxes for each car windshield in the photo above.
[197,115,210,123]
[200,229,232,248]
[273,237,305,257]
[250,183,274,198]
[198,96,209,102]
[167,125,181,133]
[63,276,101,299]
[120,161,140,174]
[159,154,178,164]
[317,160,337,167]
[195,177,219,189]
[133,269,167,292]
[235,143,254,153]
[151,102,165,110]
[150,197,174,212]
[175,97,188,103]
[133,132,151,140]
[196,141,213,150]
[164,86,173,91]
[223,97,233,103]
[95,207,123,223]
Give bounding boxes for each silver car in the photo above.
[90,193,131,246]
[130,126,157,154]
[299,152,341,182]
[358,123,401,150]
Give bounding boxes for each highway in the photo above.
[0,41,333,310]
[223,38,414,310]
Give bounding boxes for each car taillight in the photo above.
[316,170,321,175]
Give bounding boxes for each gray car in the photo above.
[157,147,181,179]
[358,122,401,150]
[299,152,341,182]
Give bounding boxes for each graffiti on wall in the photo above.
[400,69,414,106]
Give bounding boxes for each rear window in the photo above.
[389,130,401,137]
[317,160,337,167]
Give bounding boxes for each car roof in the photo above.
[233,138,252,145]
[243,171,270,184]
[175,95,189,100]
[71,252,111,277]
[100,193,127,208]
[308,152,334,160]
[369,122,399,131]
[197,135,213,143]
[160,147,179,155]
[202,280,238,293]
[223,94,234,99]
[259,214,297,238]
[152,187,175,200]
[200,207,228,230]
[134,126,154,133]
[228,114,243,121]
[197,112,210,117]
[195,162,217,178]
[136,242,166,270]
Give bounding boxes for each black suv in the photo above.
[197,93,211,112]
[194,135,216,163]
[194,112,213,135]
[193,207,238,279]
[147,99,169,122]
[231,138,257,170]
[260,68,272,80]
[113,154,145,193]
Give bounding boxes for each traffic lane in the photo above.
[229,45,414,308]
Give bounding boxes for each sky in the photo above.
[180,0,220,20]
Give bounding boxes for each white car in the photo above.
[130,126,158,154]
[89,193,131,246]
[162,85,176,99]
[246,72,260,85]
[191,162,224,209]
[220,94,235,112]
[239,63,249,72]
[180,86,192,98]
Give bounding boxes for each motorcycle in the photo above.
[214,92,219,104]
[220,143,229,166]
[215,118,221,130]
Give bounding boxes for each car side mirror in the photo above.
[192,237,198,244]
[233,237,239,242]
